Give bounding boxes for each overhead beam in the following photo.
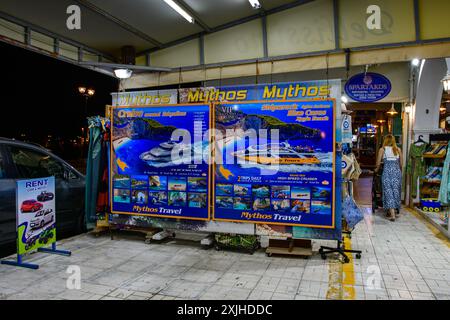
[175,0,211,32]
[74,0,163,48]
[413,0,421,42]
[333,0,340,49]
[79,61,172,72]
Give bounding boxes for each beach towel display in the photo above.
[439,144,450,205]
[424,143,448,157]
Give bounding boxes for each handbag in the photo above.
[342,195,364,230]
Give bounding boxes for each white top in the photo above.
[384,146,400,160]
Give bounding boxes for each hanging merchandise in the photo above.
[342,195,364,230]
[439,143,450,205]
[406,143,427,198]
[341,114,353,144]
[342,153,362,181]
[350,154,362,180]
[342,154,353,179]
[85,116,111,228]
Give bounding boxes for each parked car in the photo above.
[30,208,54,230]
[37,191,54,202]
[0,138,86,257]
[20,200,43,213]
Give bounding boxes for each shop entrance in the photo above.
[347,103,403,206]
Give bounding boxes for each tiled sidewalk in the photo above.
[0,208,449,300]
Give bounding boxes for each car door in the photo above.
[6,144,76,231]
[0,144,17,247]
[44,210,51,225]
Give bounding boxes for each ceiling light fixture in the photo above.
[114,69,133,79]
[411,58,421,67]
[163,0,194,23]
[387,104,398,116]
[248,0,261,9]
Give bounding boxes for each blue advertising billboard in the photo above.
[110,104,211,221]
[213,100,336,228]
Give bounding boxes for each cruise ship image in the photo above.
[232,142,321,165]
[140,139,196,164]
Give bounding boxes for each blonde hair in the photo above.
[383,134,400,156]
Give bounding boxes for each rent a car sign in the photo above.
[16,176,56,255]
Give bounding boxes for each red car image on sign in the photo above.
[20,200,43,213]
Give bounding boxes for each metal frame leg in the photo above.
[1,254,39,269]
[37,243,71,256]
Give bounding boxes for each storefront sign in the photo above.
[16,177,56,255]
[179,80,340,104]
[110,104,211,220]
[213,100,336,228]
[111,89,178,106]
[345,73,392,102]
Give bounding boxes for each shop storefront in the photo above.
[406,58,450,236]
[99,79,349,254]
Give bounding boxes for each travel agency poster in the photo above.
[110,104,211,220]
[213,100,336,228]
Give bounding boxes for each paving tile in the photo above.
[410,291,436,300]
[247,290,273,300]
[150,294,177,300]
[275,278,301,295]
[271,292,296,300]
[283,266,305,280]
[100,296,124,300]
[0,206,449,301]
[200,284,251,300]
[79,282,116,296]
[58,289,97,300]
[89,270,140,287]
[159,279,211,299]
[180,268,223,284]
[253,276,281,292]
[228,260,269,276]
[107,288,135,299]
[122,273,174,294]
[216,272,261,290]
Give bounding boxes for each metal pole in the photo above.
[84,96,88,157]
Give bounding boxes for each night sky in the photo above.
[0,41,118,143]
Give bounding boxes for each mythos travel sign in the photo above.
[345,73,392,103]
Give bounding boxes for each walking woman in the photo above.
[375,134,403,221]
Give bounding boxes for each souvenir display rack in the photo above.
[415,134,450,238]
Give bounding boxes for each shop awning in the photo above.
[0,0,301,66]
